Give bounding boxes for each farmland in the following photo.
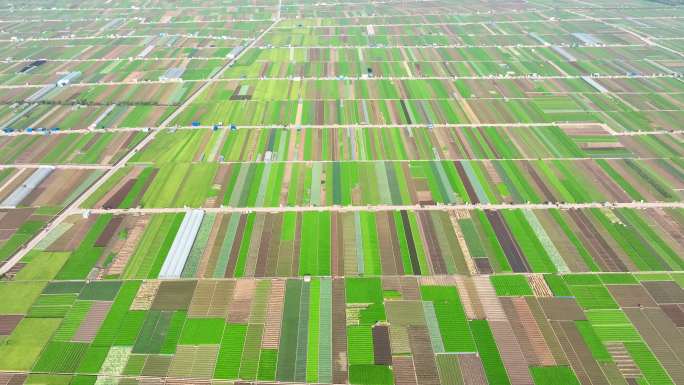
[1,0,684,384]
[20,208,684,280]
[2,275,684,385]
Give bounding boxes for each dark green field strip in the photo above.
[470,320,511,385]
[85,158,684,210]
[19,207,684,283]
[490,275,534,296]
[1,274,682,384]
